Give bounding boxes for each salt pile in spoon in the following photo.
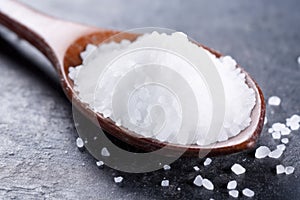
[69,31,256,145]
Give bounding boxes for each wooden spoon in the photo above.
[0,0,265,157]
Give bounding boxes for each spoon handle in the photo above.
[0,0,98,68]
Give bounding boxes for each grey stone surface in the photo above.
[0,0,300,199]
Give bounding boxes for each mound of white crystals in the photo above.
[69,32,256,146]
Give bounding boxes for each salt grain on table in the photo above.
[276,165,285,174]
[114,176,123,183]
[268,96,281,106]
[281,138,289,144]
[202,179,214,190]
[227,180,237,190]
[277,144,286,151]
[255,146,271,159]
[242,188,255,197]
[280,127,291,135]
[193,166,200,171]
[268,149,283,159]
[272,123,286,132]
[163,165,171,170]
[231,164,246,175]
[76,137,84,149]
[204,158,212,166]
[101,147,110,157]
[272,132,281,140]
[285,166,295,175]
[96,160,104,168]
[229,190,239,198]
[161,180,169,187]
[193,175,203,187]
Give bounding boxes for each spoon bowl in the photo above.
[0,0,265,157]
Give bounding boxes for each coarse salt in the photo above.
[76,137,84,149]
[255,146,271,159]
[242,188,255,197]
[96,160,104,168]
[268,96,281,106]
[161,180,169,187]
[202,178,214,190]
[276,144,286,151]
[163,165,171,170]
[193,175,203,187]
[285,166,295,175]
[276,165,285,174]
[101,147,110,157]
[227,180,237,190]
[204,158,212,166]
[272,132,281,140]
[268,149,283,159]
[231,164,246,175]
[229,190,239,198]
[193,166,200,171]
[114,176,123,183]
[281,138,289,144]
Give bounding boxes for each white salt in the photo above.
[268,128,274,133]
[280,127,291,135]
[161,180,169,187]
[276,165,285,174]
[96,160,104,168]
[272,123,286,132]
[268,149,283,159]
[242,188,255,197]
[285,166,295,175]
[264,116,268,125]
[193,166,200,171]
[202,179,214,190]
[281,138,289,144]
[70,31,256,146]
[193,175,203,187]
[114,176,123,183]
[163,165,171,170]
[227,180,237,190]
[255,146,271,159]
[231,164,246,175]
[277,144,286,151]
[229,190,239,198]
[204,158,212,166]
[268,96,281,106]
[272,132,281,140]
[101,147,110,157]
[76,137,84,149]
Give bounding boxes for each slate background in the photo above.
[0,0,299,199]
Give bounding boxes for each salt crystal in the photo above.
[242,188,255,197]
[280,127,291,135]
[229,190,239,198]
[202,179,214,190]
[227,180,237,190]
[289,123,300,131]
[101,147,110,157]
[264,116,268,125]
[193,175,203,187]
[268,149,283,159]
[272,132,281,140]
[76,137,84,149]
[268,96,281,106]
[193,166,200,171]
[231,164,246,175]
[268,128,274,133]
[276,165,285,174]
[177,187,181,191]
[204,158,212,166]
[277,144,286,151]
[114,176,123,183]
[163,165,171,170]
[96,160,104,168]
[285,166,295,175]
[272,123,286,132]
[290,114,300,123]
[281,138,289,144]
[255,146,271,159]
[161,180,169,187]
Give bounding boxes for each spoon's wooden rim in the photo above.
[62,32,265,157]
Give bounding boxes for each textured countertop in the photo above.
[0,0,299,199]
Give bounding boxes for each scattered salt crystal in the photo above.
[161,180,169,187]
[289,123,300,131]
[272,132,281,140]
[202,179,214,190]
[280,127,291,135]
[255,146,271,159]
[231,164,246,175]
[227,180,237,190]
[276,165,285,174]
[177,187,181,191]
[268,96,281,106]
[285,166,295,175]
[76,137,84,149]
[272,123,286,132]
[268,149,283,159]
[101,147,110,157]
[268,128,274,133]
[229,190,239,198]
[290,114,300,122]
[204,158,212,166]
[264,116,268,125]
[242,188,255,197]
[96,160,104,168]
[193,175,203,187]
[114,176,123,183]
[277,144,286,151]
[281,138,289,144]
[193,166,200,171]
[163,165,171,170]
